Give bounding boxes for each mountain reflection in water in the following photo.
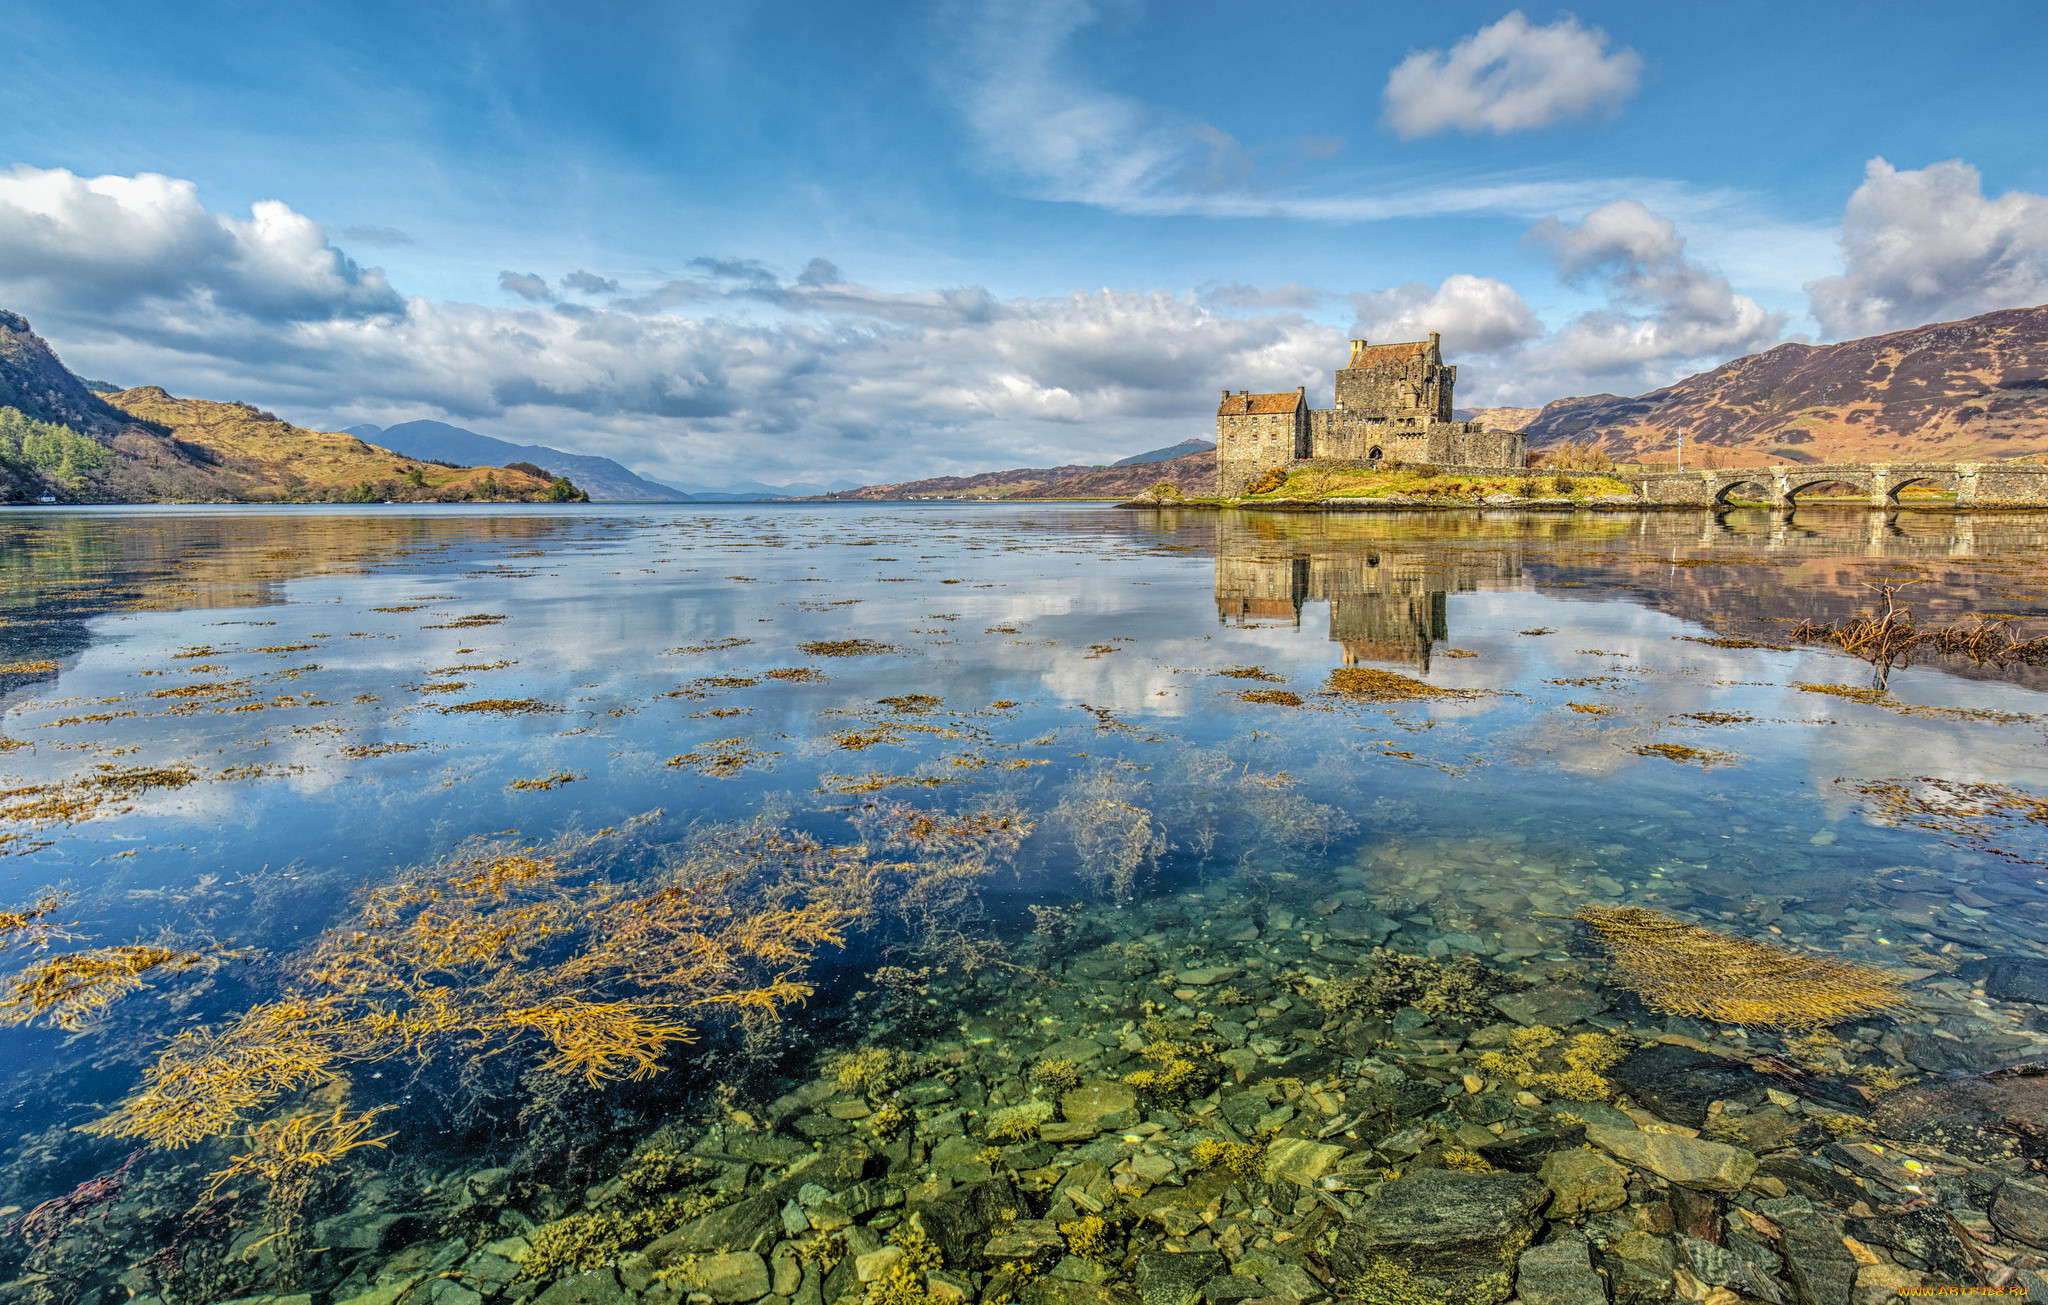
[1,504,2048,1304]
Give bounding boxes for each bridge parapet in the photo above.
[1616,461,2048,509]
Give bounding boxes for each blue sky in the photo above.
[2,0,2045,487]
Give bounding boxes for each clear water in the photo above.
[5,503,2048,1295]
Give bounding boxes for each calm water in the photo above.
[5,503,2048,1297]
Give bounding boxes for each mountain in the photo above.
[667,478,866,500]
[1113,438,1214,466]
[1521,303,2048,465]
[347,420,685,500]
[822,450,1214,500]
[1456,407,1541,431]
[105,390,567,502]
[0,311,576,504]
[0,310,131,436]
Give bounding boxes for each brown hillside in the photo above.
[1523,303,2048,466]
[822,450,1214,500]
[100,387,559,503]
[1457,406,1541,431]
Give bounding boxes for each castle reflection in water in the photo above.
[1213,523,1518,671]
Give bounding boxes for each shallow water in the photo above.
[6,503,2048,1300]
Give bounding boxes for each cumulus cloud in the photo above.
[1350,274,1542,356]
[1381,12,1643,140]
[1519,199,1786,388]
[1805,157,2048,339]
[0,166,1343,487]
[0,165,401,324]
[560,269,620,296]
[498,271,552,301]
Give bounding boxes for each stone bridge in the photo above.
[1625,461,2048,508]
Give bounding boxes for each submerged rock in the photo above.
[1538,1148,1628,1216]
[1606,1042,1771,1128]
[1585,1123,1758,1192]
[1514,1231,1607,1305]
[533,1270,629,1305]
[1061,1081,1140,1130]
[1134,1250,1226,1305]
[1330,1169,1547,1304]
[907,1175,1026,1268]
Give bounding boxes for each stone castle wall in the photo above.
[1215,335,1524,495]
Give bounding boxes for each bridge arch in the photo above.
[1784,477,1868,502]
[1712,477,1774,506]
[1882,473,1958,503]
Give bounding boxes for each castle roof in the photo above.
[1346,339,1434,370]
[1218,390,1305,416]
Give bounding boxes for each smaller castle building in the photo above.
[1216,333,1524,495]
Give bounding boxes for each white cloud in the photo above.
[1349,274,1543,356]
[1805,157,2048,339]
[0,166,1345,487]
[936,0,1691,226]
[499,271,552,301]
[1518,200,1787,391]
[0,165,400,323]
[1381,11,1643,140]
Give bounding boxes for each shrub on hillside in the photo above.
[1531,440,1614,472]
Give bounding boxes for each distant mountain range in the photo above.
[344,422,863,501]
[821,450,1215,501]
[345,421,686,500]
[1113,438,1213,466]
[1511,302,2048,464]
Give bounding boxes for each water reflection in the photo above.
[4,505,2048,1305]
[1215,520,1520,670]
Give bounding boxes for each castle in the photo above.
[1214,333,1525,495]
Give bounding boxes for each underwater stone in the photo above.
[855,1246,905,1282]
[1052,1256,1117,1284]
[926,1270,973,1305]
[1022,1281,1135,1305]
[1135,1250,1226,1305]
[1260,1264,1320,1300]
[1778,1210,1856,1305]
[1063,1081,1140,1129]
[906,1175,1025,1268]
[1585,1125,1757,1193]
[1537,1149,1628,1216]
[1040,1121,1099,1144]
[696,1252,772,1302]
[1178,967,1240,986]
[1964,957,2048,1005]
[1201,1275,1266,1305]
[1217,1048,1258,1082]
[1332,1169,1546,1304]
[646,1192,782,1263]
[1991,1178,2048,1249]
[313,1212,415,1251]
[1263,1137,1347,1188]
[986,1219,1066,1262]
[1515,1229,1605,1302]
[533,1270,629,1305]
[1490,987,1607,1028]
[1607,1043,1773,1129]
[1045,1037,1108,1065]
